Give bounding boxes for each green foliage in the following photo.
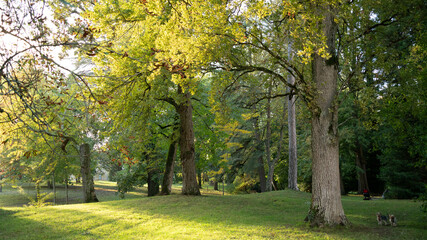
[231,174,257,194]
[14,183,53,208]
[115,163,147,199]
[420,192,427,213]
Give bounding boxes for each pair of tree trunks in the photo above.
[176,87,200,195]
[306,5,348,226]
[159,85,199,196]
[79,143,99,203]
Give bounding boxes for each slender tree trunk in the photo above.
[339,165,346,195]
[147,170,160,197]
[35,180,41,202]
[306,5,348,226]
[288,40,299,191]
[47,180,53,189]
[52,171,56,205]
[214,180,218,191]
[254,116,266,192]
[197,171,202,188]
[265,84,273,191]
[257,156,266,192]
[355,143,369,194]
[161,139,177,195]
[177,87,200,195]
[222,179,225,195]
[79,143,99,203]
[65,177,69,204]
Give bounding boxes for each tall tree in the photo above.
[306,3,348,226]
[81,0,229,195]
[287,40,298,191]
[208,0,350,225]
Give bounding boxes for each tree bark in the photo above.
[177,86,200,195]
[161,139,177,195]
[197,170,202,188]
[147,170,160,197]
[288,40,299,191]
[355,143,369,194]
[214,180,218,191]
[79,143,99,203]
[65,177,69,204]
[52,171,56,205]
[257,156,267,192]
[339,165,346,195]
[306,5,348,226]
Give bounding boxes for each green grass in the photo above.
[0,182,426,240]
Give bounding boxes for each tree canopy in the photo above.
[1,0,425,227]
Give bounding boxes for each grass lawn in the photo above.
[0,181,425,239]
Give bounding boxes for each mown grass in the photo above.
[0,181,425,240]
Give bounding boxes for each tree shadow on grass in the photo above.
[0,208,71,240]
[2,190,425,240]
[91,192,421,240]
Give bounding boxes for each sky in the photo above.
[0,1,78,74]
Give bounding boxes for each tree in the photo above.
[81,0,231,196]
[307,6,348,226]
[287,40,298,191]
[0,0,108,204]
[80,143,98,202]
[336,0,426,198]
[207,0,349,225]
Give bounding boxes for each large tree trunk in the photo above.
[306,6,348,226]
[355,143,369,194]
[79,143,99,203]
[177,87,200,195]
[161,139,177,195]
[287,40,299,191]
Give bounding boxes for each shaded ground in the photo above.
[1,188,426,240]
[0,181,226,207]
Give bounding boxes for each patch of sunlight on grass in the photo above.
[1,188,426,240]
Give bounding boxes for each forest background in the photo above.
[0,0,425,227]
